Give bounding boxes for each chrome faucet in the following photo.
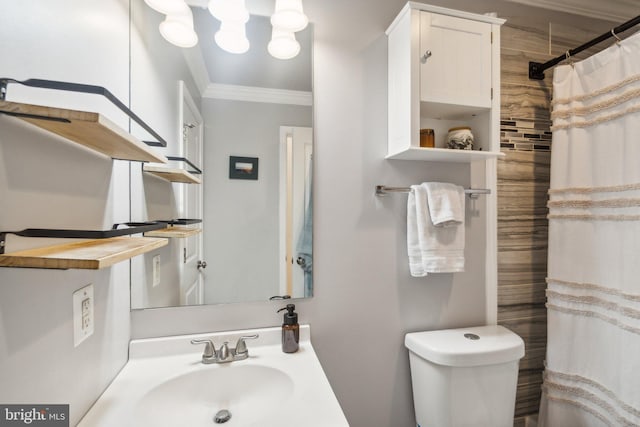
[191,334,259,364]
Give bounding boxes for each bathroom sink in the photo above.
[135,365,294,426]
[78,325,348,427]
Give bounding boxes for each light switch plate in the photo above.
[73,284,94,347]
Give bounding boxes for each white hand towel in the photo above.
[423,182,465,227]
[407,183,465,276]
[407,185,426,277]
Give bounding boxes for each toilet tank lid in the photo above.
[404,325,525,367]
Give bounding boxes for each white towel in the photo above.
[407,183,465,277]
[407,185,426,277]
[423,182,465,227]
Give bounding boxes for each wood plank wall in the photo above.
[497,15,614,427]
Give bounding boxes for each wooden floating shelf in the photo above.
[144,226,202,238]
[386,147,504,162]
[0,236,168,270]
[0,100,167,164]
[143,164,201,184]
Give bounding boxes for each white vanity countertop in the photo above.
[78,325,348,427]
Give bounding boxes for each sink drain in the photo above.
[214,409,232,424]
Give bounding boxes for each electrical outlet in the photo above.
[73,284,94,347]
[152,255,161,287]
[81,297,91,330]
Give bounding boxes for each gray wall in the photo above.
[201,98,312,304]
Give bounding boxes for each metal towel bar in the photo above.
[375,185,490,198]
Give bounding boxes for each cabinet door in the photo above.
[420,12,492,109]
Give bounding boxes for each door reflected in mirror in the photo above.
[281,127,313,299]
[130,1,313,309]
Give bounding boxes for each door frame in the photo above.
[178,80,204,305]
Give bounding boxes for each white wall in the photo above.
[201,98,312,304]
[0,1,131,425]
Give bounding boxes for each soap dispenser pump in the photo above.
[277,304,299,353]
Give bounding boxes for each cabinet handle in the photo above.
[420,50,432,64]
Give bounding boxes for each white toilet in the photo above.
[405,325,525,427]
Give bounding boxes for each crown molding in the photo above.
[202,83,313,106]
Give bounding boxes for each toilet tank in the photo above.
[405,325,525,427]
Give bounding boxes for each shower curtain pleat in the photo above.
[539,30,640,427]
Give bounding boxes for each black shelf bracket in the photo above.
[0,109,71,123]
[158,218,203,226]
[166,156,202,174]
[0,77,168,148]
[0,222,167,255]
[0,220,205,254]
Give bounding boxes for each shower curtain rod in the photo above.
[529,14,640,80]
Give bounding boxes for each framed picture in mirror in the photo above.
[229,156,259,180]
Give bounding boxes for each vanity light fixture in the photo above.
[267,28,300,60]
[207,0,249,23]
[159,3,199,48]
[268,0,307,59]
[215,20,250,54]
[208,0,250,54]
[145,0,307,60]
[144,0,188,15]
[270,0,308,32]
[144,0,198,48]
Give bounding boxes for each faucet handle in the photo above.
[235,334,259,355]
[219,341,230,360]
[191,339,216,358]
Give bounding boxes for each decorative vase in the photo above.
[447,126,474,150]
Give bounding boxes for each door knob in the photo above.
[420,50,432,64]
[197,260,207,269]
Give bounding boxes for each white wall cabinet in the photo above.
[387,2,504,161]
[385,2,505,324]
[420,12,492,109]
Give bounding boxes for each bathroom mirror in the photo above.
[129,0,313,309]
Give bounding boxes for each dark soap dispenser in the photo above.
[278,304,299,353]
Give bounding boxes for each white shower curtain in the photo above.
[539,31,640,427]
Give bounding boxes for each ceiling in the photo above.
[180,0,637,95]
[192,8,312,91]
[502,0,638,22]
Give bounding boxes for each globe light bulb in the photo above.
[215,20,250,54]
[268,28,300,60]
[159,4,198,48]
[271,0,308,32]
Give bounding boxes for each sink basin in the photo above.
[135,365,294,426]
[78,325,348,427]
